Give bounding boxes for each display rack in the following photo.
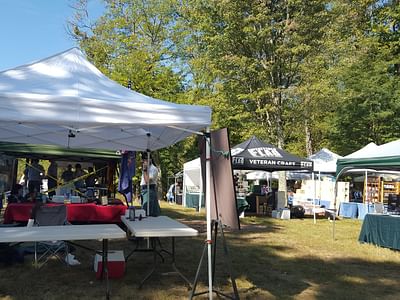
[381,181,400,204]
[364,177,380,203]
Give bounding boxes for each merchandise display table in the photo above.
[0,224,126,299]
[359,213,400,250]
[3,203,127,224]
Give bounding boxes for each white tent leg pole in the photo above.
[205,127,213,300]
[199,165,203,213]
[146,136,151,249]
[365,170,368,205]
[146,134,151,216]
[313,172,316,224]
[319,171,321,200]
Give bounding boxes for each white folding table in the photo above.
[0,224,126,299]
[121,215,198,287]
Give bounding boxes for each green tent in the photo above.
[336,140,400,177]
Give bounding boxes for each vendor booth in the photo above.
[0,48,220,296]
[0,48,211,216]
[231,136,313,215]
[336,140,400,219]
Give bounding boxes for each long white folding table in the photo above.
[0,224,126,299]
[121,215,198,287]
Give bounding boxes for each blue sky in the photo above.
[0,0,103,71]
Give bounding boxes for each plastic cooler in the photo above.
[94,250,125,279]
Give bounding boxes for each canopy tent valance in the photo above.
[231,136,313,172]
[0,48,211,151]
[0,141,120,162]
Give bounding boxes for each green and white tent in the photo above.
[336,140,400,176]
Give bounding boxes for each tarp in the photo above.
[0,48,211,151]
[309,148,342,173]
[231,136,313,172]
[336,140,400,175]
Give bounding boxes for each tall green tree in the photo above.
[69,0,194,191]
[329,0,400,154]
[176,0,331,153]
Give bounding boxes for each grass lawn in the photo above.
[1,201,400,300]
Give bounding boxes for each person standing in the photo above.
[47,160,58,197]
[73,163,86,190]
[140,152,160,216]
[167,183,176,204]
[61,164,74,184]
[27,159,45,193]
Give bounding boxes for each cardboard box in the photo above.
[94,250,125,279]
[280,209,291,220]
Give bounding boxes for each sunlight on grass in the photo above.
[1,202,400,299]
[341,275,368,284]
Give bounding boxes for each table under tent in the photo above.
[336,139,400,220]
[0,47,223,296]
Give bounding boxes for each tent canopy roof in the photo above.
[231,136,313,171]
[309,148,342,173]
[0,48,211,151]
[336,140,400,175]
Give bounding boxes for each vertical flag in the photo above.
[118,151,136,205]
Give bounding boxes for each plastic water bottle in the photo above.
[129,206,135,221]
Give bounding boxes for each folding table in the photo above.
[0,224,126,299]
[121,215,198,287]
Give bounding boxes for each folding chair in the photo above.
[33,205,70,268]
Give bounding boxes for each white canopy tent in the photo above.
[342,142,378,159]
[309,148,342,173]
[0,48,216,297]
[182,158,203,211]
[0,48,211,150]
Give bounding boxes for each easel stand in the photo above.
[189,219,240,300]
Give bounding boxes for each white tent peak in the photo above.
[0,48,211,150]
[344,142,378,159]
[308,148,342,173]
[309,148,341,162]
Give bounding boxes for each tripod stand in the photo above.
[189,219,240,299]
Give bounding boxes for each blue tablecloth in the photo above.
[185,193,204,209]
[359,213,400,250]
[319,200,331,209]
[339,202,359,218]
[356,203,375,220]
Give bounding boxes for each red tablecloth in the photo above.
[3,203,127,224]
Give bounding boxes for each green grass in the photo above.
[1,202,400,299]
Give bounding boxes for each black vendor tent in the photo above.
[231,136,313,171]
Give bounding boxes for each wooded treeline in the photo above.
[69,0,400,189]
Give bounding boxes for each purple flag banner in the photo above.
[118,151,136,205]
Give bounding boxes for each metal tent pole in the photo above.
[146,133,151,216]
[313,172,316,224]
[205,127,213,299]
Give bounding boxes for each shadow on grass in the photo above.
[1,205,400,299]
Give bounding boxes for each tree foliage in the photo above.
[69,0,400,189]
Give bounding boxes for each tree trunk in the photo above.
[305,119,313,156]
